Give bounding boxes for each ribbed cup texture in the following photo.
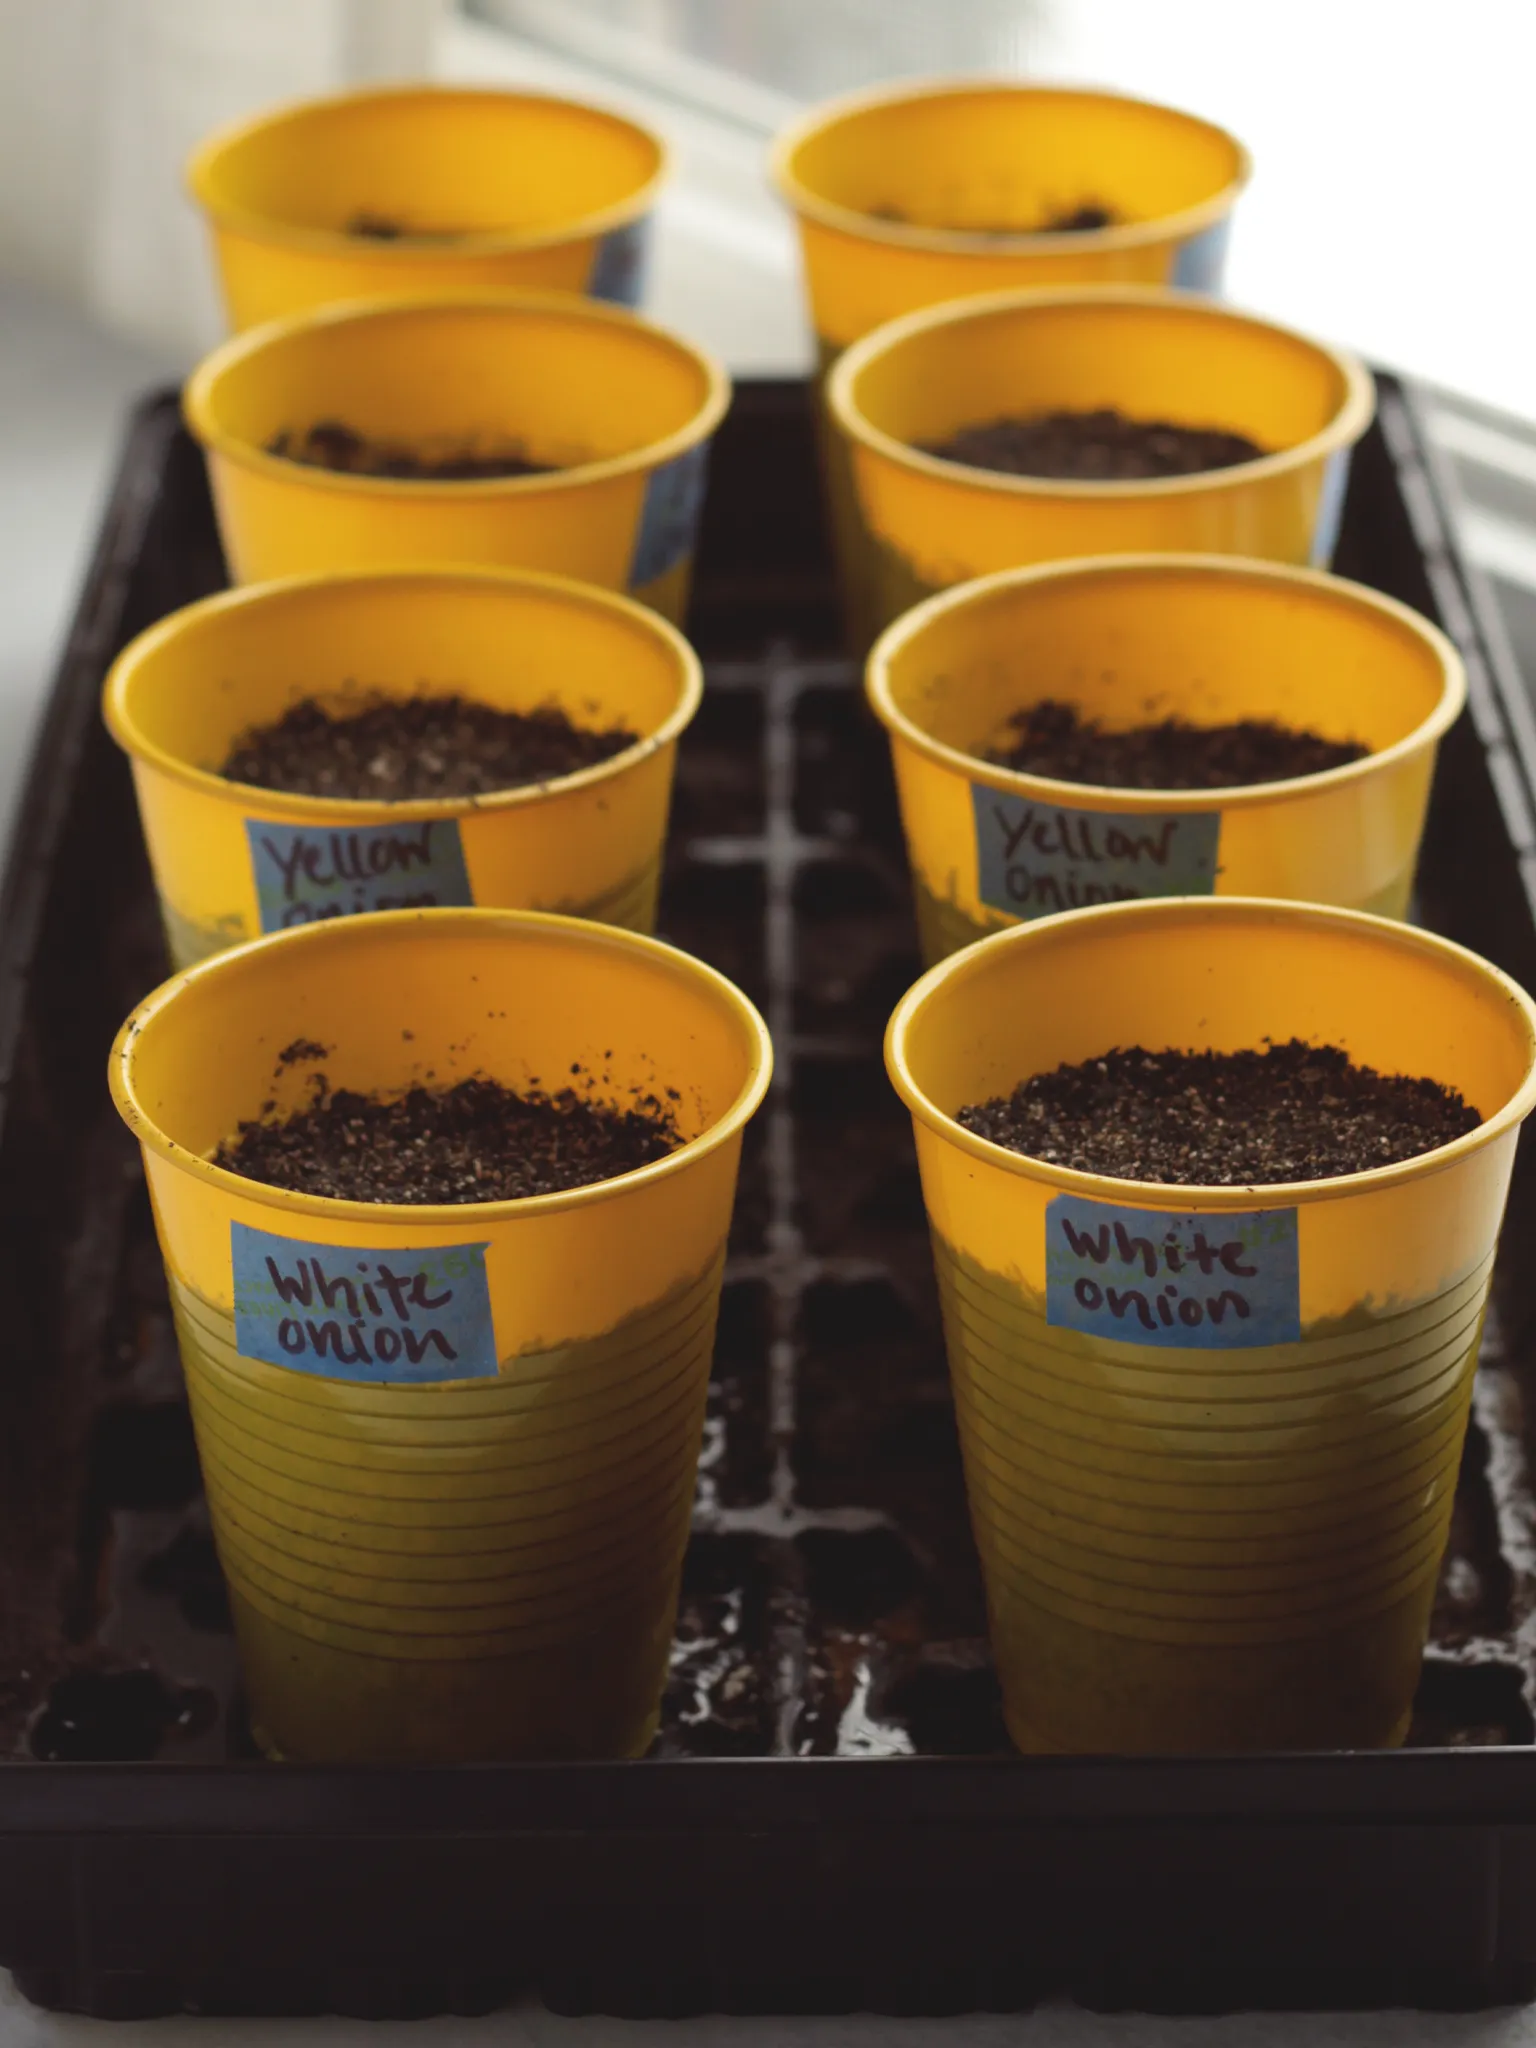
[933,1234,1489,1751]
[171,1250,723,1759]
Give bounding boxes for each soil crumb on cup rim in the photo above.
[958,1040,1481,1186]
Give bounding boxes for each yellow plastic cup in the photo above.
[886,897,1536,1753]
[771,82,1250,647]
[109,908,771,1761]
[772,81,1250,354]
[182,292,731,623]
[103,566,701,967]
[867,554,1466,962]
[188,84,668,330]
[828,286,1375,633]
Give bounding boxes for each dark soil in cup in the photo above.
[344,211,460,240]
[866,201,1118,233]
[958,1040,1481,1185]
[984,699,1369,790]
[216,1071,683,1203]
[221,694,641,801]
[266,421,555,480]
[922,407,1265,480]
[1036,202,1116,232]
[345,211,408,238]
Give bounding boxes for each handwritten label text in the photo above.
[1045,1195,1300,1349]
[245,816,474,933]
[231,1222,498,1382]
[973,786,1219,920]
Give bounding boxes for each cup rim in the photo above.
[186,81,670,260]
[769,76,1251,260]
[885,895,1536,1208]
[102,563,704,820]
[826,283,1376,503]
[865,551,1467,811]
[110,908,773,1225]
[181,289,732,501]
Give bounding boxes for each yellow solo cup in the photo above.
[103,566,701,967]
[771,81,1250,354]
[188,85,667,332]
[182,293,731,623]
[867,554,1465,962]
[828,286,1375,633]
[771,82,1249,648]
[109,908,771,1761]
[885,897,1536,1753]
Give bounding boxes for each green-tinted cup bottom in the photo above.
[234,1578,677,1762]
[215,1483,694,1642]
[931,1233,1486,1749]
[204,1447,696,1577]
[992,1569,1434,1753]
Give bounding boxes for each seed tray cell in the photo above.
[5,379,1536,2016]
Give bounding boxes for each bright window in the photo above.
[452,0,1536,674]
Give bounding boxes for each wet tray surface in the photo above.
[7,381,1536,2017]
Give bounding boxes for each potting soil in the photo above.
[221,694,640,801]
[958,1039,1480,1185]
[865,201,1118,233]
[344,212,461,240]
[923,407,1264,480]
[216,1070,683,1203]
[266,421,555,479]
[984,699,1368,789]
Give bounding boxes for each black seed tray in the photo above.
[5,378,1536,2019]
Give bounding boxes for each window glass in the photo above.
[470,0,1043,119]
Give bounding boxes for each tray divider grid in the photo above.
[685,648,887,1752]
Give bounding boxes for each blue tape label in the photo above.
[1309,446,1352,568]
[231,1222,499,1383]
[1170,214,1233,293]
[589,214,651,306]
[973,786,1219,920]
[245,816,474,933]
[1045,1196,1301,1349]
[630,440,710,588]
